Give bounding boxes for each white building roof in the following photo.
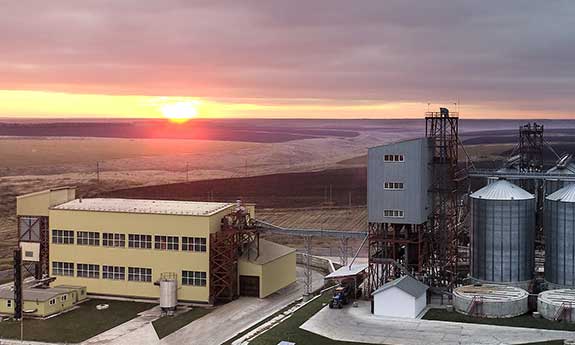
[372,275,428,298]
[52,198,235,216]
[325,264,368,279]
[470,180,533,201]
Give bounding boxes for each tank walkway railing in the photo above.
[554,302,573,321]
[467,295,483,317]
[468,170,575,181]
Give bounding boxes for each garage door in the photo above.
[240,275,260,297]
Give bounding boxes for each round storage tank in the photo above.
[545,183,575,289]
[545,164,575,196]
[453,284,529,318]
[160,278,178,312]
[538,289,575,321]
[470,180,535,287]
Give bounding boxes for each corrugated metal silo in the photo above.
[545,163,575,195]
[545,183,575,288]
[470,180,535,286]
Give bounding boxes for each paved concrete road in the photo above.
[301,301,575,345]
[161,266,324,345]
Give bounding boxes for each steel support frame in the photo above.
[425,109,464,288]
[367,222,425,294]
[210,208,260,304]
[18,215,49,280]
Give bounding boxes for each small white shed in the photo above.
[372,275,428,318]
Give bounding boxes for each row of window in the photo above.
[384,154,404,162]
[383,182,404,190]
[51,262,206,286]
[384,209,405,218]
[52,230,207,252]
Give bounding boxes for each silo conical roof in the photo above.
[470,179,534,200]
[546,183,575,202]
[547,163,575,175]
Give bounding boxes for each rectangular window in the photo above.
[52,261,74,276]
[128,234,152,249]
[384,182,404,190]
[52,230,74,244]
[182,237,207,252]
[384,209,405,218]
[61,295,68,302]
[182,271,207,287]
[155,236,179,251]
[128,267,152,282]
[102,265,125,280]
[77,263,100,279]
[102,233,126,247]
[49,298,56,305]
[7,300,12,308]
[77,231,100,246]
[383,154,404,162]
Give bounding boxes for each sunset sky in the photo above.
[1,1,574,119]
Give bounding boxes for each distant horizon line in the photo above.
[1,116,574,122]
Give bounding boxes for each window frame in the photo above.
[182,237,207,252]
[383,209,405,218]
[383,182,405,190]
[77,231,100,246]
[182,270,207,287]
[383,154,405,162]
[102,265,125,280]
[128,267,152,282]
[128,234,153,249]
[154,235,179,251]
[52,229,74,244]
[102,232,126,248]
[77,263,100,279]
[52,261,74,276]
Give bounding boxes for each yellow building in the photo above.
[16,188,296,304]
[0,285,86,317]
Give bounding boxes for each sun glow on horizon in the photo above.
[158,101,200,123]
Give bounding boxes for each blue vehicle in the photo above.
[329,281,354,309]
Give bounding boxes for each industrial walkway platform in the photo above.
[300,301,575,345]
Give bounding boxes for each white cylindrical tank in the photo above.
[453,284,529,318]
[538,289,575,322]
[160,278,177,313]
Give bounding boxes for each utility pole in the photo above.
[96,162,100,184]
[186,163,189,182]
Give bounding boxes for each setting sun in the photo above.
[159,101,200,123]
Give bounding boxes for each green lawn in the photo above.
[424,308,575,332]
[152,307,213,339]
[0,298,154,343]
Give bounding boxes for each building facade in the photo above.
[367,137,432,225]
[16,189,296,304]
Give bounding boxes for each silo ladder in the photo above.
[554,302,573,322]
[467,295,483,317]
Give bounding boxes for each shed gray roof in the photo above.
[470,180,533,201]
[325,264,368,279]
[547,183,575,203]
[371,275,428,298]
[0,287,72,302]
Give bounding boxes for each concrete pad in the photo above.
[161,266,324,345]
[301,300,575,345]
[82,306,162,345]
